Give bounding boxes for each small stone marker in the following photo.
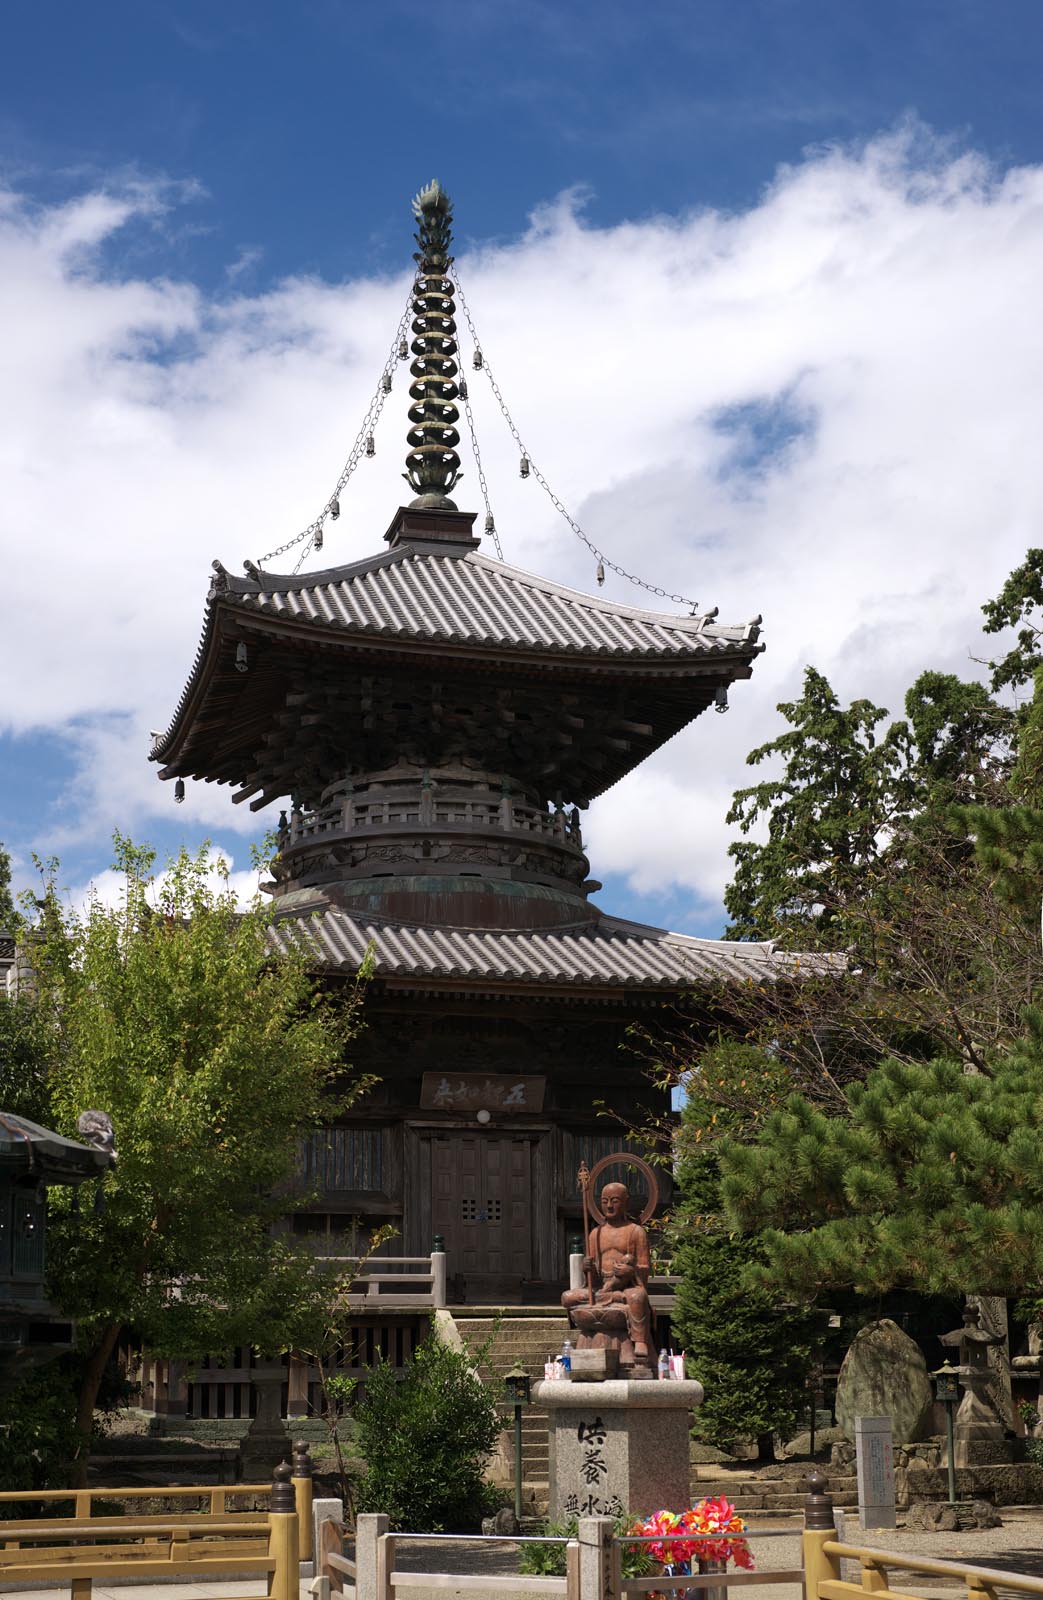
[855,1415,896,1530]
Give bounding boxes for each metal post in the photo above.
[513,1399,524,1523]
[945,1395,958,1506]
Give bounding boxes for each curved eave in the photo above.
[151,589,762,801]
[266,902,841,1001]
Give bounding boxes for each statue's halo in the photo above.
[584,1151,659,1225]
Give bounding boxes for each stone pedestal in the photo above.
[537,1378,703,1519]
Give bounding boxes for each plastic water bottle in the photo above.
[561,1339,573,1373]
[657,1348,670,1380]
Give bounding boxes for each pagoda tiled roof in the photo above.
[212,542,761,662]
[269,902,831,994]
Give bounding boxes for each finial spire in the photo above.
[403,181,462,510]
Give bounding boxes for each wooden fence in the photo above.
[0,1460,302,1600]
[312,1471,1043,1600]
[0,1439,315,1566]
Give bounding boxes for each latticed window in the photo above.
[298,1127,384,1192]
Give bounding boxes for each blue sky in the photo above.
[3,1,1043,932]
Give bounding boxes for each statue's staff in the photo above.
[578,1160,595,1305]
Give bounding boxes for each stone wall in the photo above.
[831,1439,1043,1506]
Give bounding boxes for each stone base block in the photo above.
[955,1437,1014,1467]
[537,1378,703,1520]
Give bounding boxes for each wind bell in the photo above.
[381,373,392,393]
[365,434,375,458]
[519,455,530,479]
[313,524,323,551]
[472,348,484,370]
[596,561,605,586]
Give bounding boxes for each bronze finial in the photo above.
[403,180,462,510]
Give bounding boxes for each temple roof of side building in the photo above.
[268,900,837,995]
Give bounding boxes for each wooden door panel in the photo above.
[429,1134,534,1287]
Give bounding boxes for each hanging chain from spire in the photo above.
[458,376,504,560]
[403,180,462,508]
[453,273,700,611]
[253,296,412,573]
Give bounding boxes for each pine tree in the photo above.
[718,1022,1043,1301]
[723,667,910,946]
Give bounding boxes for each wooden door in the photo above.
[431,1134,532,1290]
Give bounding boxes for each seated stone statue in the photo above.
[562,1181,654,1374]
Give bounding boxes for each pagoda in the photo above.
[152,183,783,1305]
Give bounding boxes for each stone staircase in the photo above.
[691,1464,859,1515]
[451,1309,571,1513]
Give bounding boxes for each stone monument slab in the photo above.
[855,1414,896,1530]
[538,1378,703,1519]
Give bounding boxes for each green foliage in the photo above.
[519,1515,655,1579]
[354,1337,502,1531]
[724,667,909,946]
[0,990,51,1122]
[21,834,370,1465]
[0,1363,84,1494]
[718,1009,1043,1299]
[982,548,1043,694]
[671,1042,816,1456]
[0,840,14,932]
[724,666,1012,952]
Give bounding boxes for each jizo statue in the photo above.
[562,1164,657,1376]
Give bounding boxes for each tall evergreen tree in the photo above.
[670,1042,817,1460]
[723,667,910,946]
[982,548,1043,695]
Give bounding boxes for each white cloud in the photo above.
[1,125,1041,924]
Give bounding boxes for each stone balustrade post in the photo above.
[578,1515,615,1600]
[431,1247,447,1307]
[356,1512,390,1600]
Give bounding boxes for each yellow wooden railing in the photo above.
[0,1460,301,1600]
[802,1471,1043,1600]
[0,1439,315,1565]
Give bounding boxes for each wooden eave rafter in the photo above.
[155,599,757,805]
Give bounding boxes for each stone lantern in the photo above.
[0,1112,113,1394]
[938,1303,1011,1467]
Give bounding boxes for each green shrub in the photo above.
[519,1514,656,1579]
[0,1362,84,1498]
[354,1337,502,1531]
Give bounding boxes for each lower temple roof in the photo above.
[269,902,831,995]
